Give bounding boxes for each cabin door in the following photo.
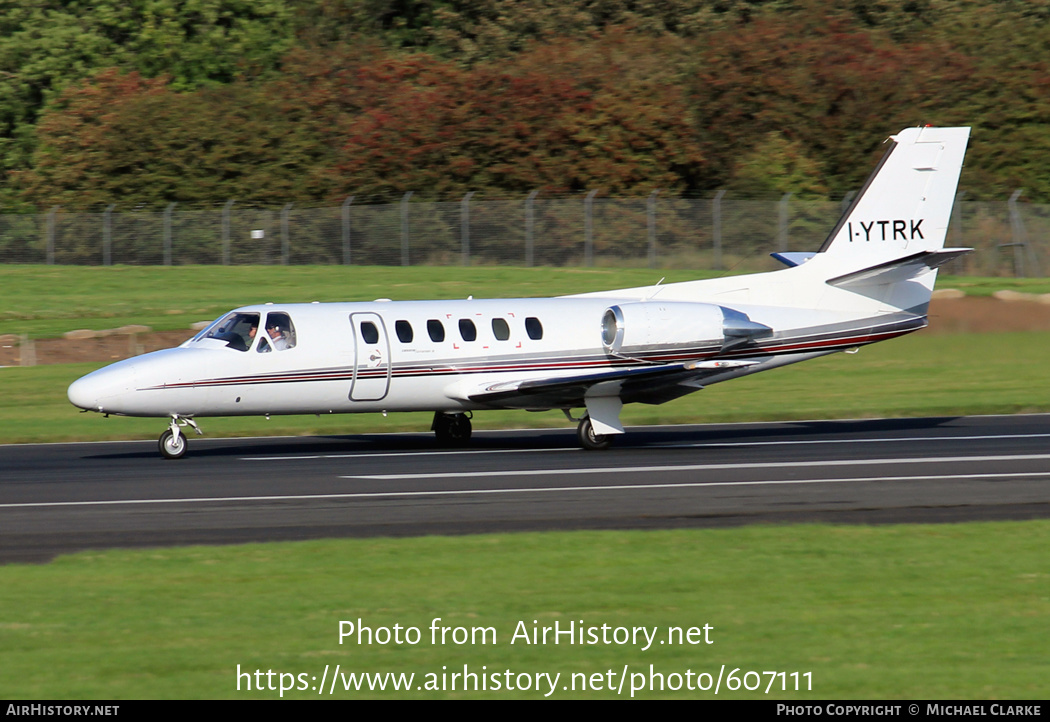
[348,312,391,401]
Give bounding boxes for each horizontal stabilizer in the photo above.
[827,248,972,290]
[771,252,817,268]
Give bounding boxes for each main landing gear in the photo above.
[158,414,202,460]
[433,410,611,450]
[432,411,472,446]
[562,409,613,450]
[576,415,612,451]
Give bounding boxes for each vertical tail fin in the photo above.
[820,126,970,264]
[572,127,970,316]
[807,126,970,314]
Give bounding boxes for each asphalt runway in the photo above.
[3,414,1050,563]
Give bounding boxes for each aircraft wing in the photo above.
[464,359,760,410]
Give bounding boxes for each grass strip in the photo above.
[4,331,1050,444]
[1,523,1046,699]
[3,264,1049,339]
[0,265,714,338]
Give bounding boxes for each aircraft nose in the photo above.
[68,362,138,413]
[67,375,101,411]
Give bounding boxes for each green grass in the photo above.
[3,265,1048,700]
[5,331,1050,444]
[1,524,1046,699]
[2,264,1048,340]
[941,275,1050,296]
[14,264,1049,445]
[0,265,718,338]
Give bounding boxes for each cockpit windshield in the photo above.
[190,310,298,352]
[192,312,260,352]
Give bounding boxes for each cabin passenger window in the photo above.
[459,319,477,342]
[427,319,445,342]
[492,318,510,341]
[395,320,413,343]
[360,321,380,345]
[525,317,543,340]
[262,312,296,351]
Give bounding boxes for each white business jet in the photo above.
[69,126,971,459]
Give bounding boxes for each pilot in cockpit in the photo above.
[253,312,296,353]
[266,319,289,351]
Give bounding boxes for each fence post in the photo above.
[19,334,36,367]
[400,191,413,266]
[525,190,538,267]
[163,203,175,266]
[946,191,965,275]
[46,206,58,265]
[222,200,235,265]
[647,190,660,269]
[778,192,793,252]
[341,195,354,265]
[103,204,115,266]
[584,190,598,266]
[1007,188,1040,277]
[951,191,966,245]
[841,191,857,214]
[712,191,725,271]
[281,203,293,265]
[461,191,475,266]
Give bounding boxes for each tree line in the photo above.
[3,0,1049,211]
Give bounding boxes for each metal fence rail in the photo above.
[2,193,1047,275]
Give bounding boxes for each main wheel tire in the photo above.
[434,412,472,446]
[577,416,611,450]
[159,429,188,460]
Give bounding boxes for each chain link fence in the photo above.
[1,194,1047,275]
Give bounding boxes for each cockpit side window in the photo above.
[196,312,260,351]
[263,312,296,351]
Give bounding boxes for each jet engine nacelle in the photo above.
[600,301,773,355]
[601,302,724,355]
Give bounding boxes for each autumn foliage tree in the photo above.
[21,43,709,208]
[18,69,335,208]
[686,14,975,194]
[0,0,294,198]
[11,1,1050,209]
[284,38,708,200]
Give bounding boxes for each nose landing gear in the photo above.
[159,415,202,459]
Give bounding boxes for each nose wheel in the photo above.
[159,429,187,459]
[158,415,201,459]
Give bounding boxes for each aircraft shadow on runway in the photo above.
[80,416,962,461]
